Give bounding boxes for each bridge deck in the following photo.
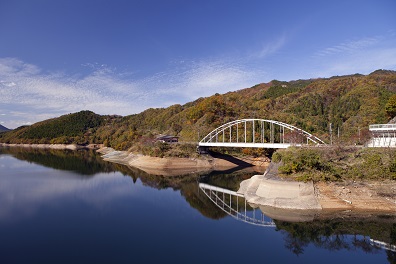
[369,124,396,132]
[198,142,299,149]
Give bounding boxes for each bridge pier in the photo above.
[196,146,209,154]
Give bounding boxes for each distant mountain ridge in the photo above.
[0,124,10,132]
[1,69,396,149]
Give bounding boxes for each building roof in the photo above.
[155,134,178,140]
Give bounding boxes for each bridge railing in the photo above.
[369,124,396,131]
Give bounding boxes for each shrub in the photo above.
[273,147,396,182]
[272,152,282,162]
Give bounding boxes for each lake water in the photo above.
[0,147,395,264]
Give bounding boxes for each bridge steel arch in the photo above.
[198,119,325,149]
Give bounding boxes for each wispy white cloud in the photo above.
[0,58,41,76]
[4,33,392,130]
[0,58,152,128]
[0,81,16,87]
[161,59,265,100]
[309,34,396,77]
[257,34,287,58]
[313,47,396,78]
[0,32,289,130]
[0,57,265,128]
[314,36,381,57]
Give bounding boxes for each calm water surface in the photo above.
[0,147,395,263]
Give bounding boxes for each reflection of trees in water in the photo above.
[276,218,396,258]
[387,250,396,264]
[0,147,117,175]
[184,168,261,219]
[284,234,308,256]
[4,147,396,260]
[116,165,260,220]
[1,147,251,219]
[180,182,227,220]
[391,223,396,245]
[104,156,265,219]
[199,167,260,192]
[285,233,373,254]
[111,164,264,220]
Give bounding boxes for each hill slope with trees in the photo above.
[0,111,121,145]
[1,69,396,150]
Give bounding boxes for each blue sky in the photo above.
[0,0,395,129]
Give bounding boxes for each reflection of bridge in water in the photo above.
[198,119,325,149]
[370,239,396,252]
[199,183,275,227]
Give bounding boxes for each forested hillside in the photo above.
[0,111,120,145]
[1,70,396,150]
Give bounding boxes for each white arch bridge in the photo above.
[198,119,325,149]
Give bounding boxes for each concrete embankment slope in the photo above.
[237,162,322,210]
[237,161,396,217]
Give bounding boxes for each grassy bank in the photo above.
[272,146,396,182]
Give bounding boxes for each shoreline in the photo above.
[238,161,396,215]
[0,142,102,150]
[97,147,269,176]
[98,147,396,214]
[2,143,395,214]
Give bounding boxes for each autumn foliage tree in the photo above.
[385,94,396,118]
[1,70,396,150]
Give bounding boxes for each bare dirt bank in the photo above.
[239,161,396,214]
[97,147,269,176]
[99,148,396,214]
[316,180,396,212]
[3,143,394,213]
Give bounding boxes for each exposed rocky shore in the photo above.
[237,162,396,216]
[97,147,396,214]
[1,143,395,214]
[97,147,269,176]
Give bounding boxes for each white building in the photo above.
[368,124,396,147]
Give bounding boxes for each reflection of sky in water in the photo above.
[0,155,155,223]
[0,154,392,264]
